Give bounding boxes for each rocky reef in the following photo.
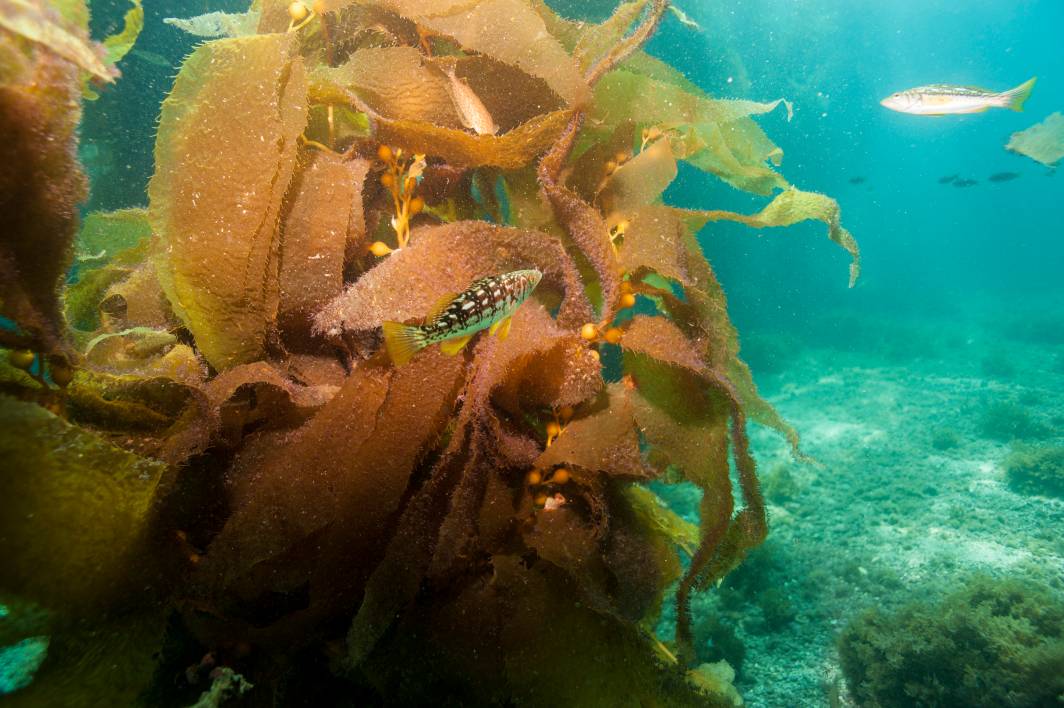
[0,1,858,704]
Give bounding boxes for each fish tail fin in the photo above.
[381,321,427,366]
[1001,77,1036,111]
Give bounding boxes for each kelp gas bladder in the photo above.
[0,0,859,704]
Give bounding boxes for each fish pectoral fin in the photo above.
[439,334,474,356]
[496,316,513,341]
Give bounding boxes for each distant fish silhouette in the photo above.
[848,176,867,185]
[939,174,959,184]
[988,171,1020,183]
[953,178,979,188]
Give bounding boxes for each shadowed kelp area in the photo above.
[0,0,858,704]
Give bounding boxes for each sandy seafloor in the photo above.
[656,298,1064,708]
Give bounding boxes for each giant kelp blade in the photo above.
[149,33,308,370]
[0,0,116,81]
[694,186,861,287]
[186,351,464,646]
[278,150,366,342]
[0,8,87,357]
[0,396,166,611]
[384,0,589,107]
[591,68,791,195]
[314,220,594,339]
[1006,112,1064,167]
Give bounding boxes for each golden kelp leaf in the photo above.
[676,119,788,195]
[204,360,337,444]
[164,9,260,38]
[83,329,203,382]
[624,485,699,558]
[592,69,791,194]
[1006,112,1064,167]
[150,33,308,370]
[388,0,589,106]
[373,109,572,169]
[618,205,693,285]
[593,68,791,127]
[316,47,463,128]
[533,383,647,479]
[66,367,200,432]
[572,0,650,73]
[695,186,861,287]
[314,220,593,337]
[101,0,142,66]
[278,151,362,340]
[600,135,677,212]
[0,396,166,610]
[0,0,117,81]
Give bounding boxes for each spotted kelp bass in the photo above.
[382,269,542,365]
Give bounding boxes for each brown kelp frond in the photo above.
[314,220,593,342]
[187,350,464,646]
[539,113,623,322]
[0,5,88,360]
[584,0,669,87]
[533,382,649,481]
[149,33,308,371]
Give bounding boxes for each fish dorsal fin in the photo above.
[425,292,456,321]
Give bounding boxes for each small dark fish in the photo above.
[953,178,978,188]
[848,176,866,185]
[939,174,959,184]
[988,171,1020,183]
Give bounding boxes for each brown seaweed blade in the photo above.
[314,220,594,341]
[186,351,464,646]
[150,33,308,370]
[0,13,87,358]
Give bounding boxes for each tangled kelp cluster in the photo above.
[1,0,859,704]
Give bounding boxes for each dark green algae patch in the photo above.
[0,0,861,704]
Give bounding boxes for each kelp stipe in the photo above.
[0,0,859,704]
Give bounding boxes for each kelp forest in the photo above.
[0,0,859,704]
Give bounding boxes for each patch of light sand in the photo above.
[878,523,1033,581]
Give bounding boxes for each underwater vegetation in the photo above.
[1005,445,1064,499]
[0,0,860,704]
[839,575,1064,708]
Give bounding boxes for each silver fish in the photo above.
[382,269,541,365]
[880,77,1036,116]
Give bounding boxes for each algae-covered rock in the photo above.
[839,576,1064,708]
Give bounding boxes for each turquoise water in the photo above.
[4,0,1063,705]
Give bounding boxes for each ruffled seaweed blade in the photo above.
[0,0,860,704]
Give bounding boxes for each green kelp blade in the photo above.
[691,186,862,287]
[83,0,143,98]
[0,0,116,82]
[149,33,308,370]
